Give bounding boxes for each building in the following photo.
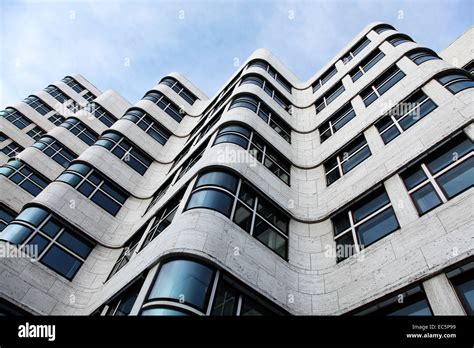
[0,22,472,316]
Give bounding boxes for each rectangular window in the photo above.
[400,133,473,215]
[332,186,399,262]
[23,96,53,116]
[324,134,371,185]
[0,108,32,129]
[107,232,143,279]
[342,37,371,64]
[312,66,338,92]
[240,75,291,111]
[315,82,345,114]
[174,140,209,180]
[360,65,406,107]
[82,91,96,102]
[349,48,385,82]
[447,261,474,315]
[353,285,432,316]
[102,276,145,315]
[144,175,175,215]
[84,103,117,127]
[60,118,98,145]
[122,109,171,145]
[26,126,45,141]
[57,163,129,216]
[0,160,50,196]
[0,207,94,280]
[0,204,16,232]
[48,114,65,126]
[143,91,185,123]
[1,140,24,157]
[141,188,185,250]
[375,90,437,144]
[32,136,77,168]
[95,132,152,175]
[318,102,357,142]
[161,77,198,105]
[44,85,71,103]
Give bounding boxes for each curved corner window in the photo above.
[160,77,198,105]
[213,124,291,185]
[122,108,171,145]
[57,162,129,216]
[59,118,98,145]
[0,206,94,280]
[94,131,152,175]
[185,170,289,259]
[142,91,185,123]
[32,136,77,168]
[0,160,50,196]
[0,108,32,129]
[229,95,291,143]
[437,72,474,94]
[407,50,440,65]
[240,75,291,111]
[139,258,285,316]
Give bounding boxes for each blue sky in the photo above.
[0,0,472,108]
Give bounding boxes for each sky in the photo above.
[0,0,472,108]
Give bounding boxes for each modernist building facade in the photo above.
[0,22,472,316]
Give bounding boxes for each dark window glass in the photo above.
[0,108,31,129]
[148,259,214,310]
[437,72,474,94]
[122,109,171,145]
[447,263,474,315]
[0,160,50,196]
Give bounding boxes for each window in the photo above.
[174,140,209,181]
[44,85,71,103]
[342,36,371,64]
[312,66,338,93]
[32,136,77,168]
[57,162,129,216]
[59,118,98,145]
[186,110,222,145]
[315,81,345,113]
[437,72,474,94]
[463,61,474,76]
[1,141,23,158]
[95,131,152,175]
[0,206,94,280]
[0,108,32,129]
[229,95,291,143]
[319,102,357,142]
[140,258,284,316]
[141,188,185,249]
[26,126,45,141]
[324,134,371,185]
[142,91,185,123]
[373,24,395,34]
[360,65,406,107]
[214,124,291,184]
[185,170,289,259]
[23,96,53,116]
[407,50,440,65]
[388,34,413,46]
[103,276,145,315]
[353,285,432,316]
[122,108,171,145]
[0,133,5,142]
[48,114,65,126]
[332,187,399,262]
[240,75,291,111]
[144,176,175,215]
[375,90,437,144]
[447,261,474,315]
[247,59,292,93]
[0,205,16,232]
[82,91,96,102]
[160,77,198,105]
[84,103,116,127]
[107,232,143,279]
[62,76,86,93]
[0,160,50,196]
[400,133,473,215]
[349,48,385,82]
